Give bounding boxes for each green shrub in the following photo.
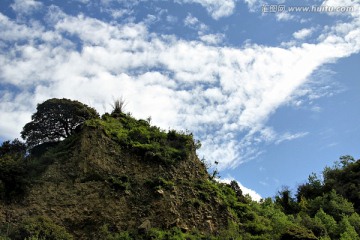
[98,224,132,240]
[13,216,73,240]
[280,225,317,240]
[107,176,130,192]
[0,155,27,200]
[86,115,195,165]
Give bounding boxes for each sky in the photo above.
[0,0,359,201]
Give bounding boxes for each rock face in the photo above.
[0,119,232,239]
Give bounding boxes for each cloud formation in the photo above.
[179,0,237,19]
[293,28,314,40]
[1,0,360,169]
[10,0,43,15]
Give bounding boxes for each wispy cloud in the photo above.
[199,33,225,45]
[179,0,237,19]
[275,132,309,145]
[244,0,264,12]
[0,0,359,170]
[11,0,43,15]
[293,28,315,40]
[183,14,224,44]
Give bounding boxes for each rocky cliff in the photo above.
[0,113,238,239]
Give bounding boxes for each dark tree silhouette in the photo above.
[21,98,99,147]
[0,138,26,157]
[230,180,243,198]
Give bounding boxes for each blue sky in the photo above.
[0,0,359,200]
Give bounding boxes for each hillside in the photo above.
[0,112,236,239]
[0,98,360,239]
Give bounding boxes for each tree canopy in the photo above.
[21,98,99,147]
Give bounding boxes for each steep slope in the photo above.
[1,110,360,239]
[0,114,235,239]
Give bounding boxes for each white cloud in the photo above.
[184,14,224,43]
[183,14,209,34]
[179,0,236,19]
[199,33,225,45]
[244,0,263,12]
[11,0,43,14]
[275,12,295,21]
[74,0,90,3]
[293,28,314,40]
[289,67,346,109]
[107,9,132,19]
[100,0,236,19]
[166,15,178,24]
[219,177,262,202]
[0,2,360,170]
[184,14,199,26]
[275,132,309,145]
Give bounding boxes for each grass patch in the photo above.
[86,114,195,165]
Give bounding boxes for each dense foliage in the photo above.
[0,139,27,200]
[21,98,99,148]
[86,112,197,165]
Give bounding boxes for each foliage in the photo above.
[306,190,354,221]
[146,177,175,191]
[111,98,127,117]
[0,139,26,157]
[297,156,360,213]
[145,227,208,240]
[275,187,299,214]
[279,225,317,240]
[0,139,27,200]
[0,134,77,201]
[349,213,360,236]
[314,209,338,239]
[338,216,360,240]
[296,172,323,202]
[97,224,132,240]
[86,114,195,165]
[107,176,130,192]
[0,154,27,200]
[1,98,360,239]
[323,158,360,212]
[12,216,73,240]
[21,98,99,148]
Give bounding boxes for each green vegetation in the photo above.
[0,139,27,200]
[98,225,208,240]
[0,98,360,239]
[10,216,73,240]
[21,98,99,148]
[107,175,130,192]
[86,112,194,165]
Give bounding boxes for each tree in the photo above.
[229,180,243,198]
[0,139,27,200]
[338,155,355,168]
[275,186,299,214]
[314,208,338,239]
[0,138,26,157]
[307,190,354,221]
[339,216,360,240]
[297,172,324,202]
[21,98,99,147]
